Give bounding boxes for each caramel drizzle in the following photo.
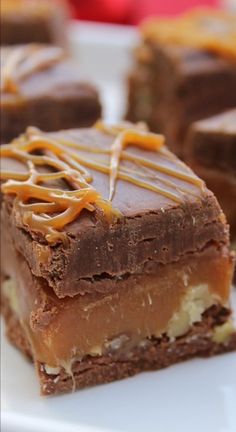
[0,124,204,244]
[1,132,116,243]
[142,9,236,61]
[1,45,65,94]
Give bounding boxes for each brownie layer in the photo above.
[1,127,229,297]
[2,294,236,395]
[1,0,68,46]
[126,43,236,157]
[1,47,102,143]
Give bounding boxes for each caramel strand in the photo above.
[1,45,65,94]
[0,124,204,243]
[108,129,164,200]
[57,151,189,202]
[94,121,204,191]
[57,130,203,194]
[53,144,193,202]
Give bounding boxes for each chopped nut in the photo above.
[212,320,234,344]
[44,365,60,375]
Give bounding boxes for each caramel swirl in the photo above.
[0,123,204,244]
[1,45,65,94]
[1,129,116,243]
[142,9,236,61]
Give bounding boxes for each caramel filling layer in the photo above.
[3,247,233,367]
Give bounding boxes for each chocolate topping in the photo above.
[0,123,204,244]
[0,124,229,297]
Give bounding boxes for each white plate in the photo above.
[1,21,236,432]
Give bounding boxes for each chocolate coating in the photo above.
[1,125,229,297]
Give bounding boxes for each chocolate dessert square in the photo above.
[1,122,235,395]
[185,109,236,242]
[0,44,102,143]
[1,0,68,46]
[126,9,236,157]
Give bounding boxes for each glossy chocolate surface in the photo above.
[1,123,228,297]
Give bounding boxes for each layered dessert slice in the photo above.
[1,44,102,143]
[126,9,236,157]
[1,0,68,46]
[185,109,236,247]
[1,122,235,396]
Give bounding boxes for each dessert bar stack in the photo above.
[1,2,236,398]
[1,123,235,395]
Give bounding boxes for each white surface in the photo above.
[222,0,236,11]
[1,22,236,432]
[2,296,236,432]
[69,21,138,122]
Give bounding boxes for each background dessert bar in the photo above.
[1,0,68,46]
[0,44,102,143]
[126,10,236,157]
[185,109,236,243]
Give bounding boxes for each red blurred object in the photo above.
[67,0,220,24]
[133,0,219,22]
[68,0,133,24]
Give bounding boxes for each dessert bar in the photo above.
[185,109,236,243]
[126,9,236,157]
[1,122,235,395]
[1,44,102,143]
[1,0,68,46]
